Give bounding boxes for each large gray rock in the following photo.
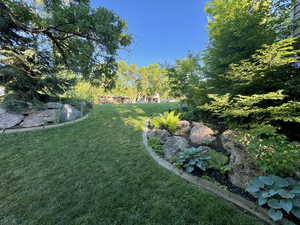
[164,136,188,162]
[221,130,261,189]
[21,110,59,128]
[190,123,216,146]
[60,104,81,122]
[147,128,171,144]
[46,102,63,109]
[175,120,191,137]
[0,112,24,129]
[0,106,6,115]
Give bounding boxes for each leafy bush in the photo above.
[1,94,46,113]
[246,176,300,221]
[150,111,181,134]
[175,147,211,173]
[201,39,300,137]
[238,127,300,177]
[148,137,164,156]
[207,150,229,172]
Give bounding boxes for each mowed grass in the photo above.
[0,104,263,225]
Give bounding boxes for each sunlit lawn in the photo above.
[0,103,262,225]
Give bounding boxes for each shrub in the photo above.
[201,39,300,136]
[238,126,300,177]
[150,111,181,134]
[1,94,46,113]
[207,150,229,172]
[246,176,300,221]
[175,147,211,173]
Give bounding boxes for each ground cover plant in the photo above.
[246,175,300,221]
[0,104,263,225]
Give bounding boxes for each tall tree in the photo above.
[203,0,276,94]
[0,0,131,101]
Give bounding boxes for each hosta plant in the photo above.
[246,175,300,221]
[175,147,211,173]
[150,111,181,134]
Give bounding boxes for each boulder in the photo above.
[164,136,188,162]
[190,123,216,146]
[21,110,59,128]
[0,106,6,115]
[179,120,190,128]
[175,120,191,137]
[0,112,24,129]
[60,104,81,122]
[46,102,63,109]
[147,128,170,143]
[221,130,261,188]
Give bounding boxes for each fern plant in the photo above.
[246,175,300,221]
[150,111,181,134]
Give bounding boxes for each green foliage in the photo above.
[246,175,300,221]
[1,94,46,113]
[238,129,300,177]
[203,0,276,94]
[67,81,105,104]
[202,38,300,130]
[150,111,180,134]
[175,147,211,173]
[116,61,170,101]
[148,136,164,156]
[207,150,229,172]
[0,0,131,102]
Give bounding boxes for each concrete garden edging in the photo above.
[143,122,292,225]
[1,114,89,134]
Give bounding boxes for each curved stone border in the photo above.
[1,114,89,134]
[143,123,291,225]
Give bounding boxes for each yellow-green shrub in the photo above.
[150,111,181,134]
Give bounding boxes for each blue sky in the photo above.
[92,1,209,66]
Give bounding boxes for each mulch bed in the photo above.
[191,168,256,202]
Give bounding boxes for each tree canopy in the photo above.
[0,0,131,101]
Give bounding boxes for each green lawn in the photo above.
[0,104,263,225]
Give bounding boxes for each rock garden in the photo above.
[146,111,300,224]
[0,101,90,131]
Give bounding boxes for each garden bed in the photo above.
[0,100,91,133]
[144,112,300,225]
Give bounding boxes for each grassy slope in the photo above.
[0,104,262,225]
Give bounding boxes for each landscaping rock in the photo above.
[190,123,216,146]
[46,102,63,109]
[60,104,81,122]
[164,136,188,162]
[221,130,261,189]
[147,128,170,143]
[0,112,24,129]
[175,120,191,136]
[0,107,6,115]
[21,110,59,128]
[179,120,190,128]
